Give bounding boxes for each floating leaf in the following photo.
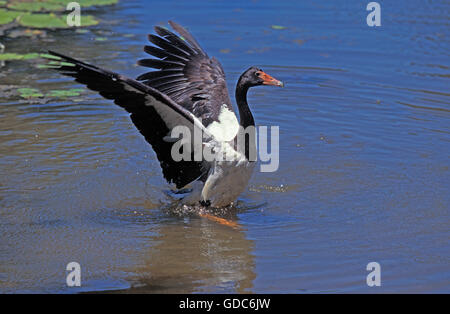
[7,1,65,12]
[18,88,44,98]
[6,0,118,12]
[47,60,74,66]
[0,8,20,25]
[16,86,84,99]
[77,14,99,27]
[36,64,59,69]
[75,29,89,34]
[15,11,99,28]
[50,0,118,8]
[271,25,287,30]
[47,88,84,98]
[18,12,68,28]
[0,52,40,61]
[39,53,61,60]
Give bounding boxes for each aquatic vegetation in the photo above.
[17,12,98,28]
[0,0,118,29]
[2,52,86,99]
[47,88,84,97]
[271,25,287,30]
[0,52,40,60]
[7,1,65,12]
[17,87,84,99]
[50,0,118,9]
[0,52,75,63]
[38,61,74,68]
[40,52,62,60]
[17,87,44,98]
[0,8,21,25]
[17,12,68,28]
[5,0,118,12]
[7,28,46,38]
[75,28,89,34]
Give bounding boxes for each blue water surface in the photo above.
[0,0,448,293]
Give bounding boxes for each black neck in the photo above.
[235,77,256,161]
[235,80,255,128]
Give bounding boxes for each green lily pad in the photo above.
[17,12,98,28]
[16,86,84,99]
[18,13,68,28]
[49,0,118,8]
[7,1,65,12]
[0,8,21,25]
[47,60,74,66]
[39,53,61,60]
[47,88,84,97]
[18,87,44,98]
[5,0,118,12]
[38,58,75,68]
[75,28,89,34]
[0,52,40,60]
[271,25,287,30]
[63,14,99,27]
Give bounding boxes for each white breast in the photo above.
[181,104,254,207]
[201,157,255,207]
[206,104,240,142]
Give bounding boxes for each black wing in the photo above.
[46,50,210,189]
[137,21,233,127]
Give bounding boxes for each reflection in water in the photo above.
[109,214,256,293]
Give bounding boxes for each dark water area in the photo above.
[0,0,449,293]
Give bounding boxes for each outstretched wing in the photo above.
[137,21,233,127]
[46,51,211,189]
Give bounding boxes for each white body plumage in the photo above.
[183,105,255,207]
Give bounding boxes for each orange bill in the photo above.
[257,71,284,87]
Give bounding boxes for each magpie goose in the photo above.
[46,21,283,207]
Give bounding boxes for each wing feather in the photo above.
[138,21,234,127]
[46,50,211,189]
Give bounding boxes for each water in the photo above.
[0,0,449,293]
